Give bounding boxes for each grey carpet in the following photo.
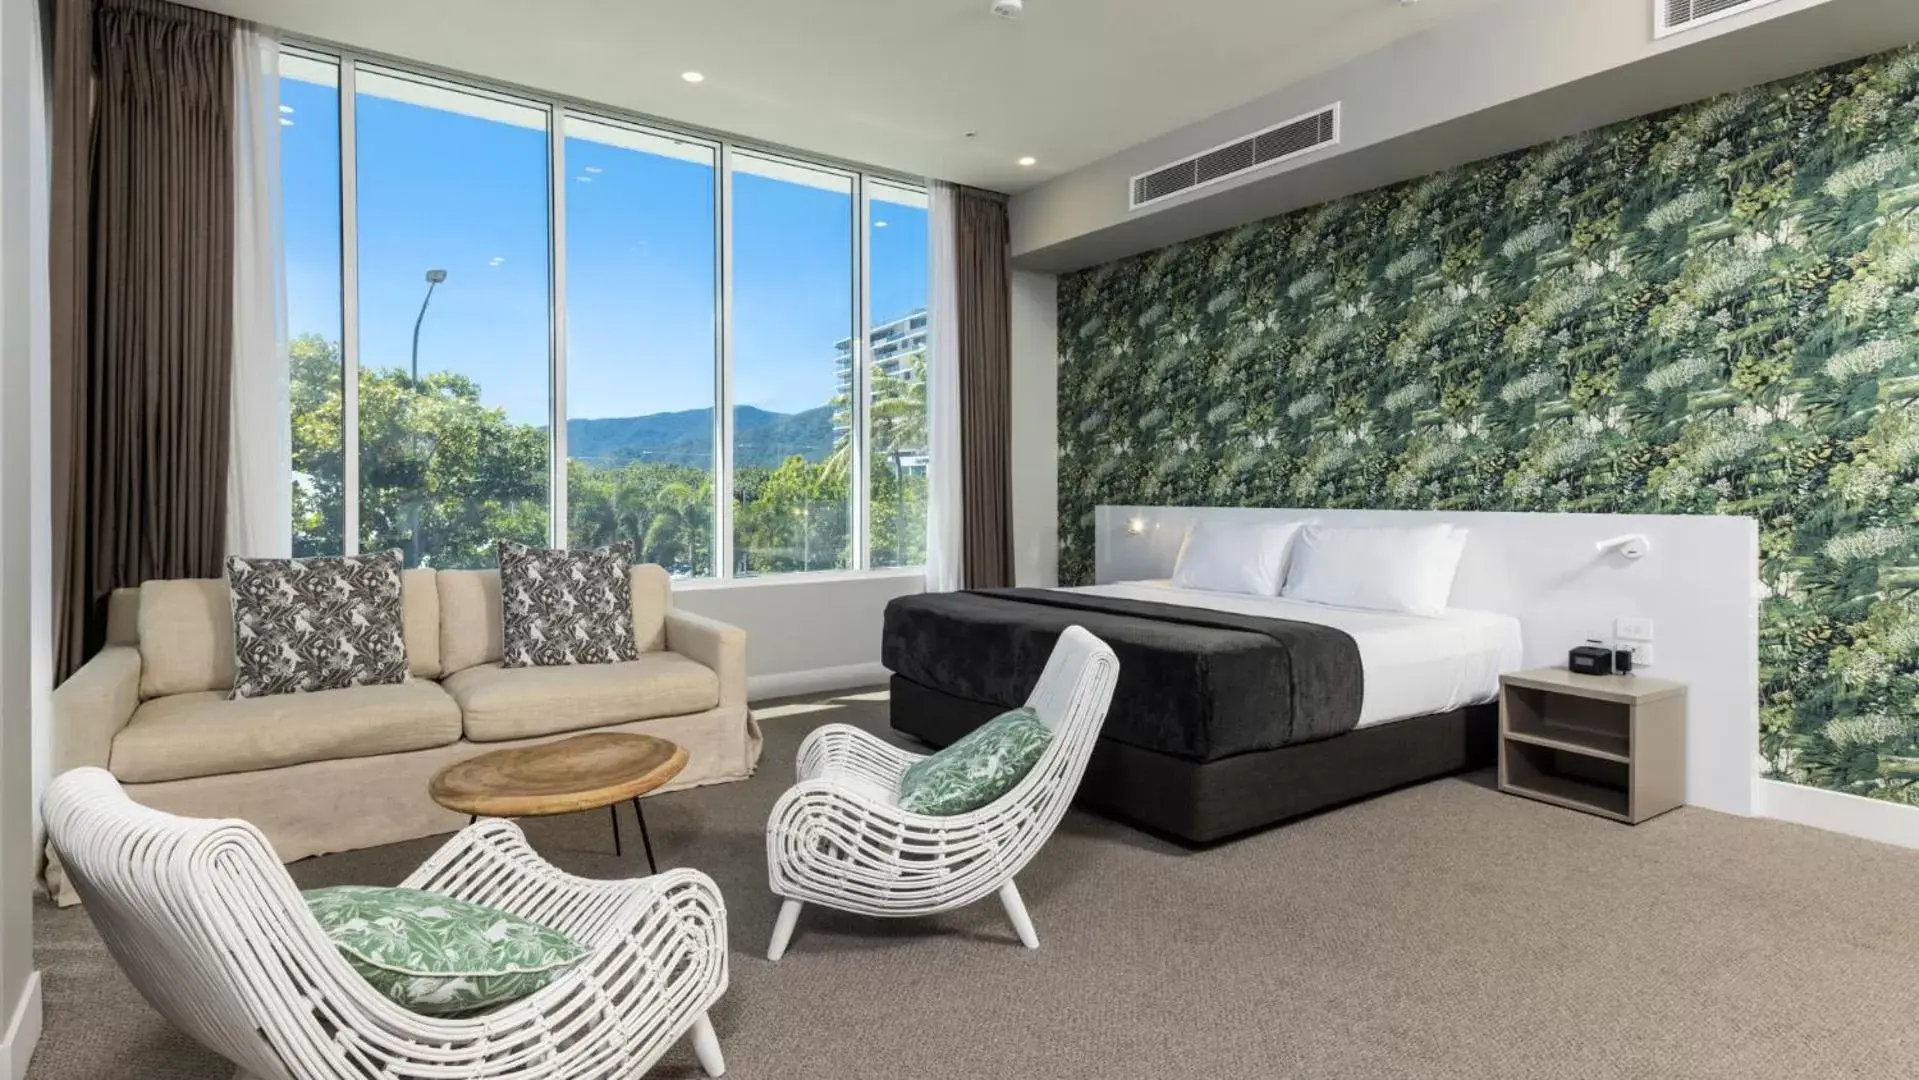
[27,689,1919,1079]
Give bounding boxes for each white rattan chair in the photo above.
[764,625,1118,960]
[43,767,730,1080]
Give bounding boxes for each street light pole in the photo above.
[406,269,446,566]
[410,268,447,383]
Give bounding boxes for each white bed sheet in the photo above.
[1066,580,1524,728]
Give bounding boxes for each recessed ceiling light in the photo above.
[278,104,294,115]
[1017,156,1037,167]
[279,118,293,127]
[875,220,889,228]
[681,71,705,84]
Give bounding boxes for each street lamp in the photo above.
[405,268,446,567]
[410,268,447,383]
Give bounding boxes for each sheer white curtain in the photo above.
[227,24,290,557]
[925,180,964,592]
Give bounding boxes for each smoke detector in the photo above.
[991,0,1024,18]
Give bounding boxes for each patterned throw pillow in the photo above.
[227,550,409,699]
[897,707,1053,815]
[497,540,639,667]
[304,885,588,1016]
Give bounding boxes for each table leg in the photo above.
[610,803,623,858]
[468,815,477,825]
[632,797,658,874]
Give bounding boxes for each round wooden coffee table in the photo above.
[429,732,688,873]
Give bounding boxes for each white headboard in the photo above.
[1096,505,1760,816]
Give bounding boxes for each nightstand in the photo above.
[1497,668,1686,824]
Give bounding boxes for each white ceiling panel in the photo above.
[181,0,1500,190]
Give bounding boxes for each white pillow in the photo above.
[1280,523,1467,616]
[1171,521,1303,596]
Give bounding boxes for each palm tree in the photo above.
[813,352,928,564]
[869,353,928,563]
[642,479,709,575]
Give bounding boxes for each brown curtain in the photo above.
[954,186,1013,589]
[51,0,235,681]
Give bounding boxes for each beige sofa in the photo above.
[44,563,763,906]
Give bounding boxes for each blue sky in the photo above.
[281,76,929,425]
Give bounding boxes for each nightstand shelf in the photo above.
[1502,727,1630,764]
[1498,669,1686,824]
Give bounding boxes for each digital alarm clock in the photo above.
[1568,645,1614,676]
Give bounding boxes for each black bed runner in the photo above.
[882,588,1363,762]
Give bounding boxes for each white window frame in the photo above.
[284,40,929,579]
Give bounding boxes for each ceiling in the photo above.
[181,0,1502,191]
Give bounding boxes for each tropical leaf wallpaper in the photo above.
[1057,47,1919,802]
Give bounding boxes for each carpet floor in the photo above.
[27,689,1919,1079]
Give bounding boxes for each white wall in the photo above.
[0,0,45,1070]
[1009,269,1058,588]
[25,0,49,860]
[674,570,923,701]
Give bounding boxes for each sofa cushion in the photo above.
[137,570,442,698]
[138,578,233,699]
[437,569,504,676]
[110,681,463,784]
[444,652,720,743]
[630,564,669,653]
[227,551,410,699]
[440,565,672,676]
[497,540,638,667]
[401,568,442,679]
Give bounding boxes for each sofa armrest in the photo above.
[53,645,142,775]
[665,609,746,708]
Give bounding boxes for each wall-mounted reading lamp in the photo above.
[1594,533,1651,560]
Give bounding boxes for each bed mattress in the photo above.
[1067,581,1523,729]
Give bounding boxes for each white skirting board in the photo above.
[748,663,890,704]
[1756,779,1919,850]
[0,971,41,1080]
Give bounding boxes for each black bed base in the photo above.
[889,675,1497,845]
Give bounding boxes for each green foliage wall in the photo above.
[1056,47,1919,802]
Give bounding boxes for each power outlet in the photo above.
[1615,616,1654,641]
[1625,641,1655,668]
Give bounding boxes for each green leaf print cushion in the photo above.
[304,885,588,1015]
[897,707,1053,815]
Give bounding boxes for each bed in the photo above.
[883,577,1522,844]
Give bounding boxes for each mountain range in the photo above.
[567,404,836,471]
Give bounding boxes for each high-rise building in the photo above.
[834,309,929,472]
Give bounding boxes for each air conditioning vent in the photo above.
[1130,103,1340,211]
[1655,0,1787,38]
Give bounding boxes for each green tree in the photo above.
[291,332,918,579]
[291,332,546,567]
[869,352,929,567]
[734,456,850,574]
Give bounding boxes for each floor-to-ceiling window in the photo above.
[353,67,552,568]
[282,51,345,557]
[280,45,931,577]
[730,152,855,576]
[563,118,718,577]
[865,179,930,569]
